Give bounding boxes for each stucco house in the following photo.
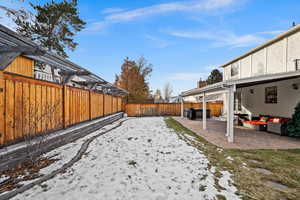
[180,24,300,143]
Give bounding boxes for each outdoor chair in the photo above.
[267,118,290,136]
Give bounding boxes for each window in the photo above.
[231,63,239,77]
[265,86,277,104]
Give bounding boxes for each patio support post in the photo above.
[227,85,236,143]
[181,97,184,118]
[226,92,229,137]
[203,92,207,130]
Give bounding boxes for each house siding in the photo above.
[223,29,300,81]
[267,39,285,74]
[5,56,34,77]
[238,77,300,118]
[287,31,300,71]
[251,48,265,77]
[240,55,251,78]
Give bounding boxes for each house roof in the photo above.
[181,70,300,97]
[0,24,128,95]
[219,24,300,68]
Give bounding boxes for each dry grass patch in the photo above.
[165,117,300,200]
[0,156,59,194]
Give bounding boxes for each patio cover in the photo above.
[180,70,300,143]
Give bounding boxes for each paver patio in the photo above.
[174,117,300,149]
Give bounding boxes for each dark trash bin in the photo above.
[194,109,211,119]
[183,108,190,118]
[187,108,196,120]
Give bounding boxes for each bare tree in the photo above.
[17,100,62,165]
[136,56,153,78]
[163,82,173,103]
[154,89,163,103]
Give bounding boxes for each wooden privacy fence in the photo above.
[0,72,124,146]
[125,103,223,117]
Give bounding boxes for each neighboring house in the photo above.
[153,89,164,103]
[34,62,92,89]
[181,24,300,142]
[184,80,224,103]
[197,80,207,88]
[68,75,88,89]
[0,24,127,95]
[34,62,61,83]
[154,98,164,103]
[169,96,181,103]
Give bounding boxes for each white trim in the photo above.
[181,98,184,118]
[227,85,235,143]
[239,60,242,79]
[264,47,268,74]
[203,93,207,130]
[250,54,253,76]
[284,37,288,72]
[181,70,300,97]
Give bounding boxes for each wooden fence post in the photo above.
[63,85,68,129]
[103,93,105,116]
[156,104,159,116]
[111,95,113,114]
[89,90,92,120]
[0,71,5,145]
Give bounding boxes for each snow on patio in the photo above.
[13,117,240,200]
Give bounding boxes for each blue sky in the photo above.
[1,0,300,95]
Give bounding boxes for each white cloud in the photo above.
[257,30,283,35]
[167,29,282,48]
[101,8,125,14]
[88,0,240,31]
[145,35,172,48]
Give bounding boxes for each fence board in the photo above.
[5,80,15,142]
[0,72,5,145]
[40,85,46,133]
[104,94,112,115]
[15,81,23,140]
[125,103,223,117]
[22,82,30,137]
[0,72,123,146]
[90,92,104,119]
[117,97,122,112]
[112,97,117,113]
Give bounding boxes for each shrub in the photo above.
[287,102,300,137]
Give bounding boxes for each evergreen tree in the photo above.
[206,69,223,85]
[6,0,85,58]
[287,102,300,137]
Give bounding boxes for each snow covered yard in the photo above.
[12,117,240,200]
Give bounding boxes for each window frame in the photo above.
[265,86,277,104]
[231,63,239,77]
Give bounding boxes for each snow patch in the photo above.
[13,117,240,200]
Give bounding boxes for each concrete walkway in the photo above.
[174,117,300,149]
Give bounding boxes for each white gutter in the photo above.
[180,70,300,97]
